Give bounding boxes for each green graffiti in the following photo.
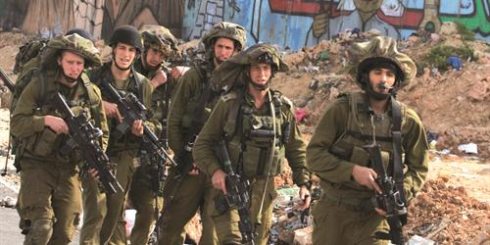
[440,0,490,35]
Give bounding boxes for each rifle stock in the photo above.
[53,93,123,194]
[0,67,15,92]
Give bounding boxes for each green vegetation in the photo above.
[424,45,476,71]
[455,22,475,41]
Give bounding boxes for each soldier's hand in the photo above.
[375,207,387,217]
[103,101,123,123]
[131,120,144,136]
[88,168,100,180]
[44,115,69,134]
[352,165,382,193]
[150,69,168,88]
[187,164,200,176]
[298,185,311,210]
[212,169,227,194]
[171,66,189,79]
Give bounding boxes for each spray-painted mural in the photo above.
[1,0,489,50]
[182,0,490,50]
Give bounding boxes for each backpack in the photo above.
[13,38,49,75]
[10,38,49,113]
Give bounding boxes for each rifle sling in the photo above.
[390,97,407,222]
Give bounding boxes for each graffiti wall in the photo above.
[1,0,489,50]
[182,0,490,50]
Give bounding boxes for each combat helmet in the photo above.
[139,25,179,58]
[40,33,102,69]
[211,43,288,91]
[109,25,143,53]
[349,36,416,89]
[201,22,247,51]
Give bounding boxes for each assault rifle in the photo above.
[53,92,123,194]
[98,81,177,191]
[0,67,15,92]
[365,144,407,245]
[214,141,256,245]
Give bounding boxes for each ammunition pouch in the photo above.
[330,140,391,168]
[23,128,61,157]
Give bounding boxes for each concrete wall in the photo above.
[1,0,489,50]
[181,0,490,50]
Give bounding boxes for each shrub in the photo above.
[424,45,476,71]
[455,22,475,41]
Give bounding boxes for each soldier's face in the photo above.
[145,47,164,69]
[113,43,137,70]
[249,63,272,87]
[213,37,236,64]
[368,68,396,94]
[57,51,85,80]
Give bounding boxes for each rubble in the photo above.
[405,177,490,244]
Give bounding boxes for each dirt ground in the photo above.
[1,29,490,244]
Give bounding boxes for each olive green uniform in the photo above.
[79,63,155,245]
[193,90,311,245]
[11,70,108,245]
[125,60,176,244]
[157,64,218,245]
[307,92,429,244]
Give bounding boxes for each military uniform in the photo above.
[79,63,155,245]
[11,34,106,245]
[158,64,218,245]
[126,58,176,244]
[193,89,310,245]
[307,36,429,244]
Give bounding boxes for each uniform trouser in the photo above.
[79,150,136,245]
[157,169,218,245]
[111,164,164,245]
[312,195,389,245]
[206,176,276,245]
[18,158,81,245]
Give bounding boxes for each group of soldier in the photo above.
[9,20,429,245]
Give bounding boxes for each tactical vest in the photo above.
[91,63,146,153]
[19,70,101,163]
[223,90,293,179]
[329,92,407,192]
[180,63,220,132]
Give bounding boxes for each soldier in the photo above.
[79,25,156,245]
[307,36,429,244]
[125,24,181,244]
[158,22,246,244]
[10,33,107,244]
[193,44,311,245]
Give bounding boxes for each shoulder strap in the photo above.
[35,70,47,108]
[224,92,243,141]
[131,66,144,100]
[80,73,101,127]
[390,96,407,221]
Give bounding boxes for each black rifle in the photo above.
[365,144,407,245]
[98,81,176,187]
[53,92,123,194]
[0,67,13,176]
[214,141,256,245]
[0,67,15,92]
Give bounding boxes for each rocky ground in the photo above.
[1,23,490,244]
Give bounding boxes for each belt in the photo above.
[323,193,375,212]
